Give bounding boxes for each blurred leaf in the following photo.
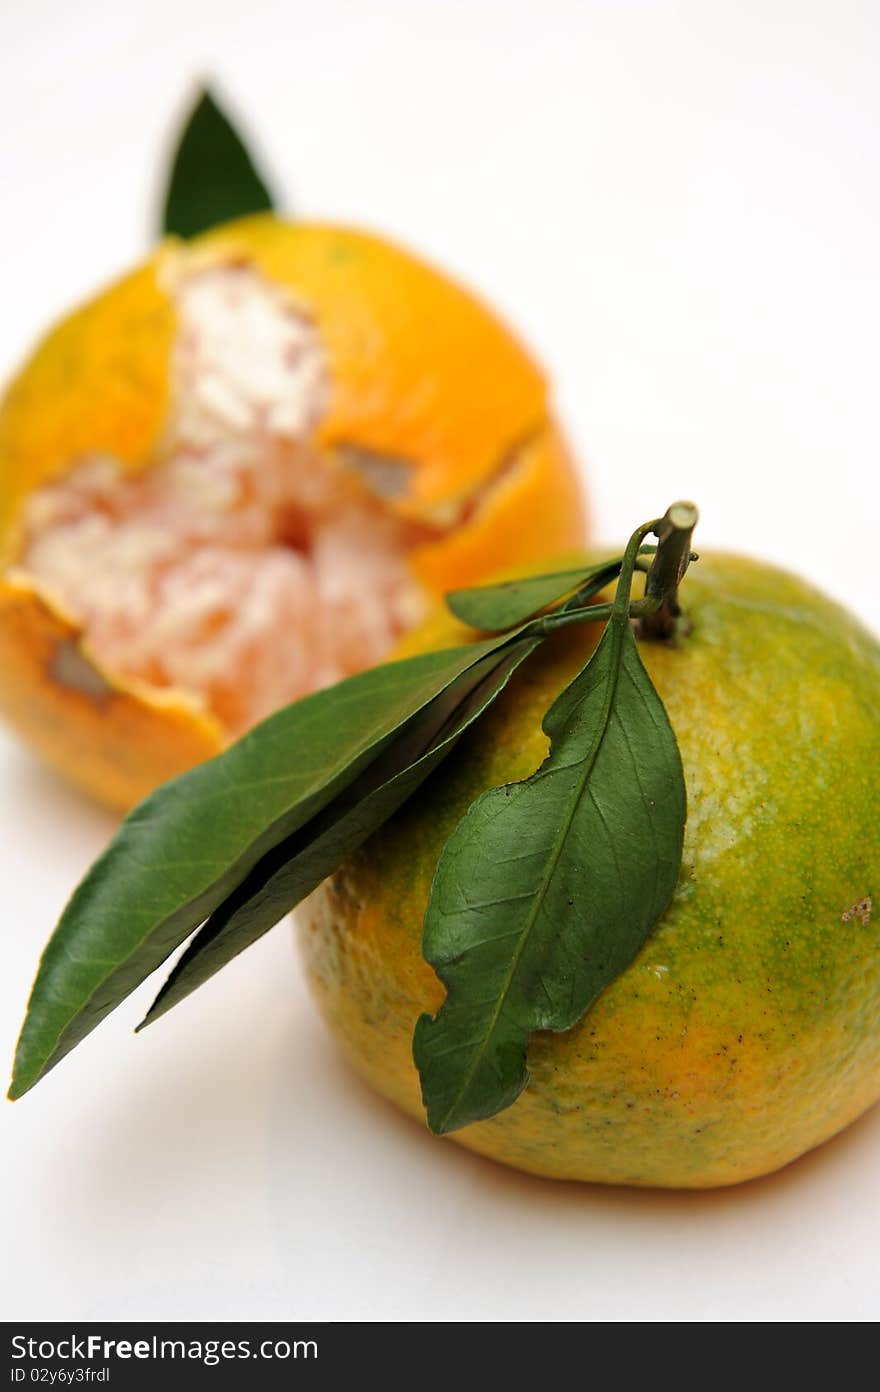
[161,85,274,239]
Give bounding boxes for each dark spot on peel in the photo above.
[841,896,873,927]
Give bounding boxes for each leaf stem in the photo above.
[538,601,614,633]
[539,597,659,635]
[637,501,699,640]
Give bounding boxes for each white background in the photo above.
[1,0,879,1324]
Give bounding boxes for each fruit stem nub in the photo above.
[637,501,699,640]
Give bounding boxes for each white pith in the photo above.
[17,264,426,735]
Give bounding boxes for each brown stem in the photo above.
[636,501,699,641]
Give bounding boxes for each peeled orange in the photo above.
[0,215,586,809]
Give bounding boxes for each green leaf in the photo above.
[414,524,686,1135]
[9,636,530,1099]
[161,86,274,240]
[446,560,625,632]
[141,637,541,1026]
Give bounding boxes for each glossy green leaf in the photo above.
[446,560,625,632]
[414,525,686,1134]
[9,636,530,1099]
[161,86,274,240]
[141,637,541,1025]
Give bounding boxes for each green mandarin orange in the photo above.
[299,553,880,1188]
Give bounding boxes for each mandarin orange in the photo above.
[0,216,585,808]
